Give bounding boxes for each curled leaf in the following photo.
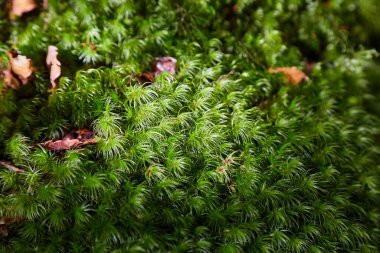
[46,45,61,89]
[269,66,309,85]
[0,160,25,173]
[7,50,33,85]
[155,56,177,75]
[39,129,97,151]
[8,0,37,19]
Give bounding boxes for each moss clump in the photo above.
[0,1,379,252]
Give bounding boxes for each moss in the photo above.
[0,0,379,252]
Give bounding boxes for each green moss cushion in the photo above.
[0,1,379,252]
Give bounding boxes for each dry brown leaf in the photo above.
[76,129,95,140]
[155,57,177,76]
[2,69,21,89]
[269,66,309,85]
[0,224,8,237]
[41,138,82,151]
[0,218,8,237]
[46,45,61,89]
[43,0,48,9]
[135,72,155,84]
[0,160,25,173]
[7,50,33,85]
[135,57,176,85]
[0,216,24,237]
[8,0,37,19]
[305,61,316,74]
[80,42,96,51]
[39,129,97,151]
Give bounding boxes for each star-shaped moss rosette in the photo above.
[0,1,379,252]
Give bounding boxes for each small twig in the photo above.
[0,160,25,173]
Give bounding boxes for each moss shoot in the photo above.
[0,0,379,252]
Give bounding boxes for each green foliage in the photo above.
[0,0,379,252]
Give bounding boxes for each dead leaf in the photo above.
[0,218,8,237]
[0,160,25,173]
[7,50,33,85]
[155,57,177,76]
[227,3,238,28]
[41,138,81,151]
[135,57,176,85]
[269,66,309,85]
[0,224,8,237]
[258,98,272,109]
[0,216,24,237]
[305,61,316,74]
[2,69,21,89]
[135,72,155,84]
[39,129,97,151]
[46,45,61,89]
[76,129,95,140]
[228,182,236,193]
[8,0,37,19]
[80,42,96,51]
